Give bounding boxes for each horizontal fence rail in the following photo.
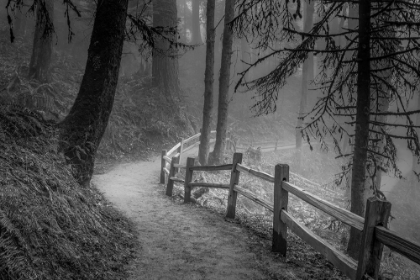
[282,181,365,231]
[280,210,358,279]
[159,133,420,280]
[236,163,274,183]
[375,226,420,264]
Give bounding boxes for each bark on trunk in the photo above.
[296,1,314,149]
[212,0,235,164]
[59,0,128,187]
[192,0,202,44]
[413,92,420,174]
[28,0,54,82]
[198,0,215,165]
[152,0,180,105]
[347,0,371,259]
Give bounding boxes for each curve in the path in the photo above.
[93,158,270,280]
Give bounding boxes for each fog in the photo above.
[0,0,419,275]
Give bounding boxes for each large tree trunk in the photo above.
[198,0,215,165]
[347,0,371,259]
[212,0,235,164]
[28,0,54,82]
[59,0,128,187]
[191,0,202,44]
[152,0,180,105]
[296,1,314,148]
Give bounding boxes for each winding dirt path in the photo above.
[92,157,271,280]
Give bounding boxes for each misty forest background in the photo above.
[1,0,420,279]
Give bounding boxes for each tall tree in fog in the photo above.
[295,1,314,149]
[191,0,202,44]
[59,0,129,187]
[212,0,235,164]
[413,92,420,175]
[232,0,420,259]
[152,0,180,105]
[198,0,216,165]
[28,0,54,82]
[182,0,189,41]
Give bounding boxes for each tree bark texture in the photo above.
[198,0,215,165]
[413,92,420,173]
[191,0,202,44]
[59,0,129,187]
[152,0,180,105]
[28,0,54,82]
[347,0,371,259]
[296,1,314,149]
[212,0,235,164]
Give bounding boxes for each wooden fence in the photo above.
[160,139,420,280]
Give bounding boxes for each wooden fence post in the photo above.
[160,149,167,184]
[166,156,179,197]
[273,164,289,254]
[177,139,184,173]
[183,157,195,203]
[356,197,391,279]
[226,153,243,219]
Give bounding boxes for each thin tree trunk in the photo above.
[182,0,188,42]
[192,0,202,44]
[212,0,235,164]
[152,0,180,105]
[59,0,128,187]
[28,0,54,82]
[198,0,215,165]
[347,0,371,259]
[296,1,314,149]
[412,92,420,174]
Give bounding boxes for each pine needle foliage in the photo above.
[232,0,420,189]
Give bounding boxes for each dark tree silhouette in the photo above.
[212,0,235,164]
[198,0,216,165]
[232,0,420,258]
[28,0,54,82]
[59,0,129,187]
[152,0,181,106]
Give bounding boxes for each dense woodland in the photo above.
[0,0,420,279]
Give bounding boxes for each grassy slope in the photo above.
[0,106,138,280]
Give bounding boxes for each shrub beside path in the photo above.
[93,157,273,280]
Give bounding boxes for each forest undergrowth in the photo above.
[0,32,192,168]
[0,31,194,279]
[169,148,420,280]
[0,106,138,280]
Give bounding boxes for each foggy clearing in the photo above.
[1,0,420,279]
